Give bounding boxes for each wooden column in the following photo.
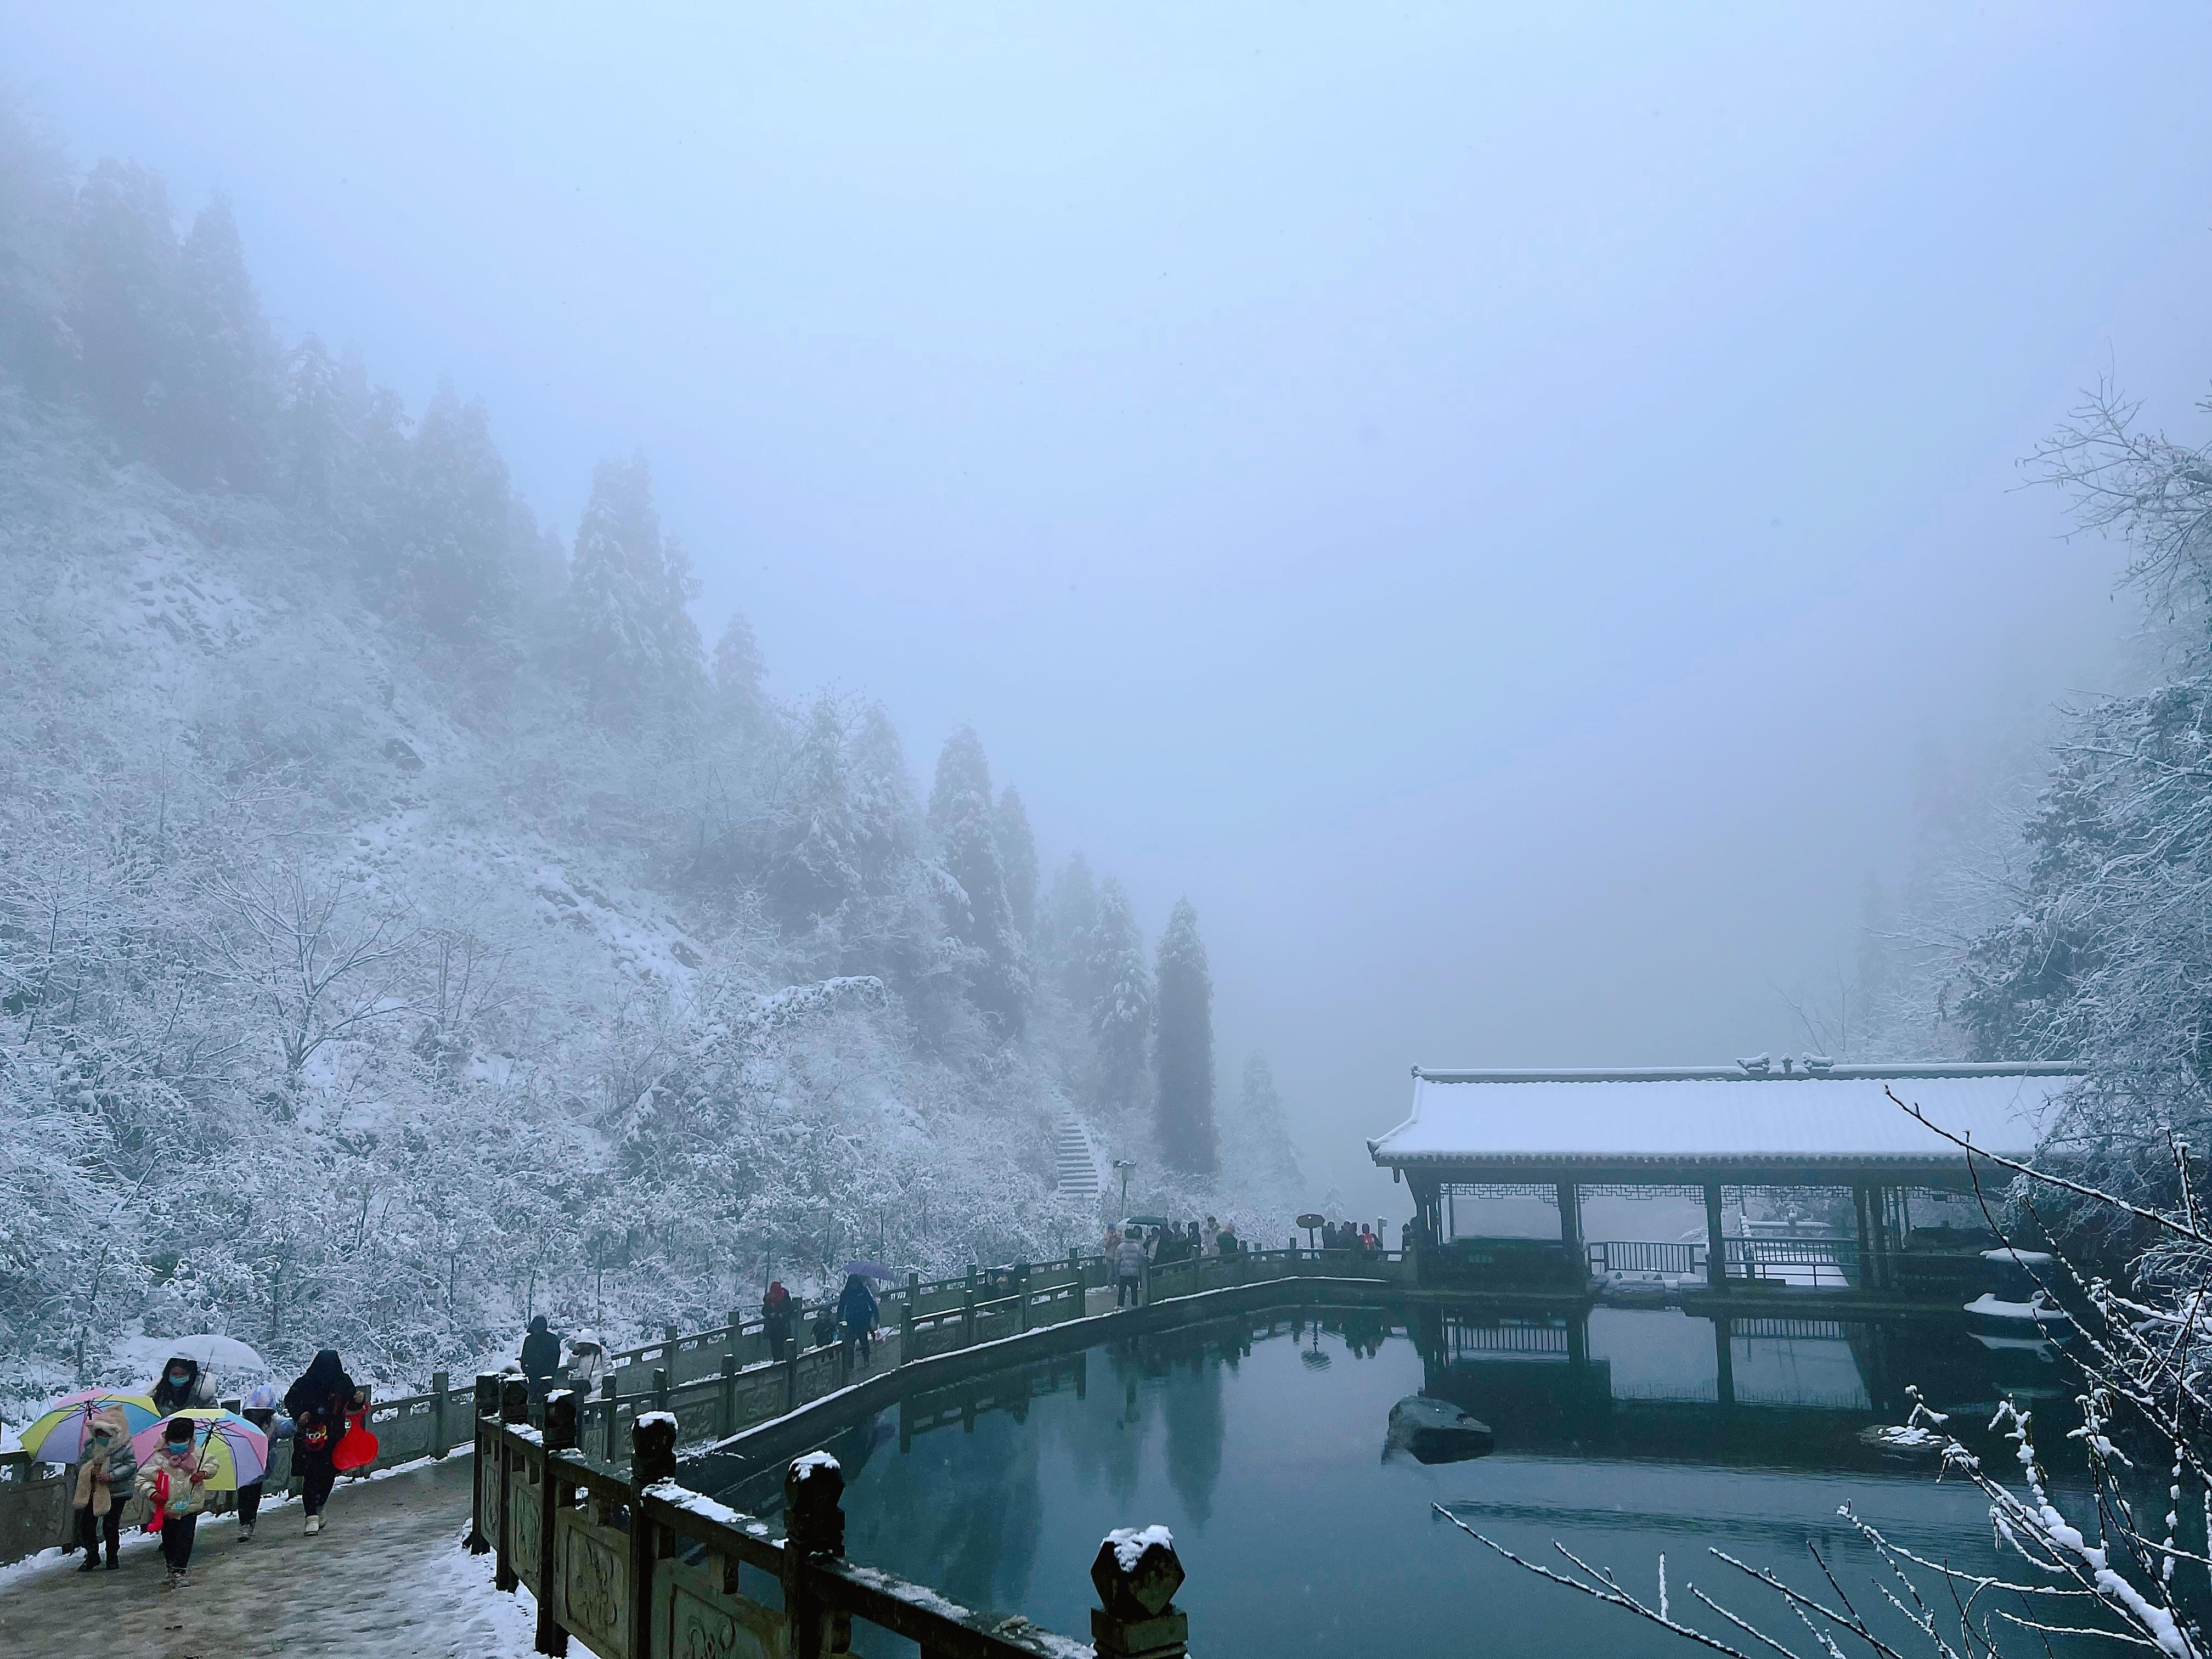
[1853,1183,1882,1291]
[1557,1181,1584,1273]
[495,1376,528,1592]
[1703,1183,1729,1293]
[537,1390,575,1656]
[627,1414,677,1659]
[1713,1317,1736,1408]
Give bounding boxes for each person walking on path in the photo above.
[285,1349,365,1537]
[148,1353,215,1414]
[234,1383,282,1542]
[762,1282,795,1363]
[1113,1229,1147,1308]
[135,1415,210,1589]
[837,1273,879,1370]
[520,1316,561,1403]
[71,1403,136,1572]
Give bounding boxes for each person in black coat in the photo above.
[284,1349,365,1537]
[520,1316,561,1402]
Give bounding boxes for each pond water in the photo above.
[707,1301,2100,1658]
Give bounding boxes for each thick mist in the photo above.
[17,3,2212,1210]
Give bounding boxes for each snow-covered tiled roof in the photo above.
[1367,1063,2082,1172]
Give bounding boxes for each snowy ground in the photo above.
[0,1455,538,1659]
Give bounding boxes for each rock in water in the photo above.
[1386,1396,1494,1465]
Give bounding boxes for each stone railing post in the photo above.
[495,1375,529,1592]
[1091,1526,1188,1659]
[900,1297,916,1365]
[467,1373,501,1553]
[430,1370,452,1460]
[1017,1263,1031,1334]
[962,1291,976,1346]
[537,1390,577,1656]
[627,1413,677,1659]
[598,1374,617,1463]
[663,1323,680,1362]
[653,1366,671,1415]
[786,1345,801,1413]
[719,1350,739,1437]
[783,1454,850,1659]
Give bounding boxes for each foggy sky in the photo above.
[15,3,2212,1206]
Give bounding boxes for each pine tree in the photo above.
[995,786,1039,940]
[67,159,179,462]
[279,334,343,512]
[1088,877,1152,1113]
[712,612,768,737]
[765,696,863,931]
[1228,1051,1304,1197]
[561,455,703,724]
[928,727,1027,1031]
[395,381,514,637]
[169,193,275,490]
[1154,897,1218,1176]
[1042,851,1099,990]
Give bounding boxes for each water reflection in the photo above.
[705,1302,2093,1658]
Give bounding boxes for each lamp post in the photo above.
[1113,1159,1135,1217]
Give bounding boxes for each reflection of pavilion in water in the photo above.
[1407,1299,2059,1469]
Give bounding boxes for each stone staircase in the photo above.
[1052,1109,1103,1198]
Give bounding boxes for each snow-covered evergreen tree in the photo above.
[927,727,1028,1032]
[169,193,275,492]
[1224,1051,1304,1201]
[394,381,515,637]
[561,454,704,725]
[1088,877,1152,1114]
[995,785,1039,941]
[1154,897,1218,1176]
[712,611,769,737]
[1042,852,1098,993]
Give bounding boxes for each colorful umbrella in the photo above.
[130,1407,269,1491]
[18,1392,162,1464]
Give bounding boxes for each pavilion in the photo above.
[1366,1059,2083,1293]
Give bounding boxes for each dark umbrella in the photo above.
[844,1261,898,1281]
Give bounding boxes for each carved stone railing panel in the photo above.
[509,1468,544,1595]
[653,1551,787,1659]
[556,1505,631,1659]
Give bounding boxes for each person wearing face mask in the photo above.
[148,1354,215,1414]
[135,1416,211,1589]
[71,1404,137,1572]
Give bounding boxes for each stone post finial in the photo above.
[1090,1526,1188,1658]
[631,1412,678,1484]
[499,1375,529,1425]
[784,1453,846,1558]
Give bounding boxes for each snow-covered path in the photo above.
[0,1457,537,1659]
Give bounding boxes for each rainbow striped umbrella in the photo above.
[18,1392,162,1463]
[130,1408,269,1491]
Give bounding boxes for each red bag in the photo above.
[331,1409,378,1472]
[144,1466,169,1534]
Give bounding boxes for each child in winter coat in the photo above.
[134,1417,211,1589]
[71,1404,137,1572]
